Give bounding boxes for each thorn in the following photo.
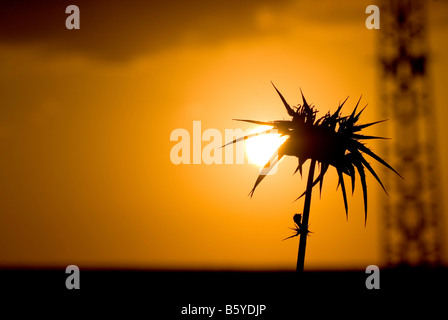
[271,82,295,117]
[339,96,349,108]
[300,89,309,108]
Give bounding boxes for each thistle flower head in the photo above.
[224,83,401,224]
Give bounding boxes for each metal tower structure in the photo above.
[378,0,444,267]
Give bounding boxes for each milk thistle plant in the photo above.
[224,83,401,272]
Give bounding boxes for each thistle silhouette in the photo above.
[224,83,401,272]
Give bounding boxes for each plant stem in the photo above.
[296,159,316,273]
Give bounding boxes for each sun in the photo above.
[245,126,288,166]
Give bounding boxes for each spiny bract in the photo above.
[223,83,401,224]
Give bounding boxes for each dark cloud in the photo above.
[0,0,291,61]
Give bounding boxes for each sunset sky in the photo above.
[0,0,447,270]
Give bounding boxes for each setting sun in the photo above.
[245,126,288,166]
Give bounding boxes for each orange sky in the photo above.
[0,0,447,270]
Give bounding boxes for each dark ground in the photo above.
[1,267,446,317]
